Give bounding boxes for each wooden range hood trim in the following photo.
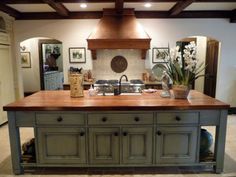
[87,8,151,60]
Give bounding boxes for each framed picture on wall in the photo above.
[20,52,31,68]
[69,47,86,63]
[152,47,169,63]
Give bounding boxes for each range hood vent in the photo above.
[87,8,151,59]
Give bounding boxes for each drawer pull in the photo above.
[123,132,128,136]
[134,117,140,122]
[102,117,107,122]
[57,116,63,122]
[175,116,181,121]
[156,131,162,136]
[80,132,85,136]
[114,132,119,136]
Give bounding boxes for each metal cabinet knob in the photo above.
[102,117,107,122]
[134,117,140,122]
[114,132,119,136]
[175,116,181,121]
[57,116,63,122]
[80,132,85,136]
[156,131,162,136]
[123,132,128,136]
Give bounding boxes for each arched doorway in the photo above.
[20,37,64,96]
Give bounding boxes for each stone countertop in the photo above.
[3,90,229,111]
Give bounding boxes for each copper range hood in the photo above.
[87,8,151,60]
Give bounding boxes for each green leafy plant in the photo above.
[165,41,206,86]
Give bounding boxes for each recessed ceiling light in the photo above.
[80,3,87,8]
[144,3,152,8]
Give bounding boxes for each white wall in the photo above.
[20,38,41,92]
[195,36,207,93]
[13,19,236,106]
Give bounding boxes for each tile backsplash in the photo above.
[93,49,145,80]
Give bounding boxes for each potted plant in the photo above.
[165,41,205,99]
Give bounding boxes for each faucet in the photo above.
[119,75,128,94]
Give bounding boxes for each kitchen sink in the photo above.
[97,92,142,96]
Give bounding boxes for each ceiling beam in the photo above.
[196,0,236,2]
[3,0,236,3]
[0,3,21,18]
[169,0,195,16]
[15,10,231,20]
[17,12,103,20]
[136,10,230,18]
[115,0,124,13]
[41,0,69,16]
[230,9,236,23]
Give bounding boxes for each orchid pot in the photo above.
[172,84,190,99]
[163,41,206,99]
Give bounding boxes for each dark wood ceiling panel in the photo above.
[14,10,231,20]
[3,0,236,3]
[135,10,230,18]
[169,0,195,16]
[42,0,69,16]
[17,12,103,20]
[230,9,236,22]
[1,0,179,3]
[115,0,124,13]
[0,2,21,18]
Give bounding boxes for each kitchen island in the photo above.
[3,90,229,174]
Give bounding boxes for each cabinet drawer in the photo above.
[88,113,153,125]
[156,112,199,124]
[36,113,85,125]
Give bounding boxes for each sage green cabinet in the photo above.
[37,127,86,164]
[88,127,120,164]
[122,127,153,164]
[88,127,153,165]
[155,126,198,164]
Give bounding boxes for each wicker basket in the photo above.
[172,85,190,99]
[69,73,84,97]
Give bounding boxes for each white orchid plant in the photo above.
[165,41,205,86]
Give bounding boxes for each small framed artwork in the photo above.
[69,47,86,63]
[21,52,31,68]
[152,47,169,63]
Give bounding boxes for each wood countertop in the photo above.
[3,90,229,111]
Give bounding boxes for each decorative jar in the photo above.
[69,73,84,97]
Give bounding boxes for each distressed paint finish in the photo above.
[7,112,23,174]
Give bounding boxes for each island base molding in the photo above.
[7,109,228,175]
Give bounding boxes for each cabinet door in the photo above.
[89,127,120,164]
[156,127,198,164]
[122,127,153,164]
[37,127,86,164]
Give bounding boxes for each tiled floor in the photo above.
[0,115,236,177]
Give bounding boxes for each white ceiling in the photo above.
[6,2,236,13]
[63,3,115,11]
[7,4,56,12]
[124,3,176,11]
[185,2,236,11]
